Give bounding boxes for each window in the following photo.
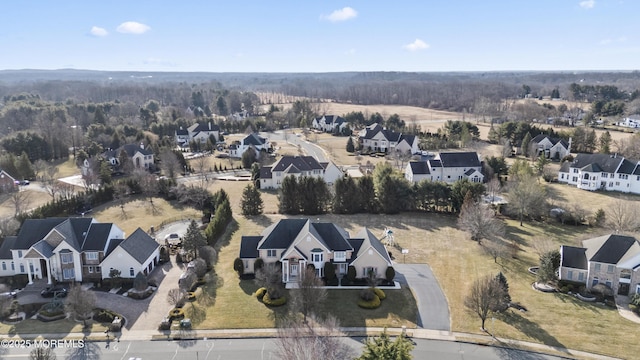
[85,252,98,261]
[602,173,608,178]
[619,174,629,180]
[129,267,135,277]
[609,182,613,187]
[63,268,75,279]
[594,263,601,271]
[592,277,599,287]
[267,249,277,257]
[607,265,615,273]
[1,262,5,271]
[572,177,578,182]
[578,272,584,281]
[312,253,323,262]
[584,174,589,180]
[567,270,573,280]
[616,182,620,186]
[96,266,101,273]
[334,251,346,262]
[29,263,34,273]
[606,280,612,288]
[60,253,73,264]
[573,169,578,173]
[88,266,93,273]
[17,250,22,258]
[19,264,24,273]
[561,174,565,179]
[11,262,14,271]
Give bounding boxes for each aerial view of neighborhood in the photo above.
[2,1,640,359]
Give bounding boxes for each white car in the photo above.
[164,233,181,245]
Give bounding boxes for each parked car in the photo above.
[40,286,67,298]
[164,233,181,245]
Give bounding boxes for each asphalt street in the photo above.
[266,130,328,162]
[0,338,569,360]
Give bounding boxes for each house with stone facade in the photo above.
[559,234,640,296]
[239,219,392,283]
[0,217,159,285]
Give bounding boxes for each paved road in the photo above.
[395,264,451,331]
[0,337,570,360]
[267,130,328,162]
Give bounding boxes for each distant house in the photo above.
[312,115,348,133]
[405,151,484,184]
[0,170,18,193]
[103,143,155,170]
[259,155,343,189]
[558,153,640,194]
[617,115,640,129]
[559,234,640,296]
[0,218,159,284]
[530,134,571,160]
[175,127,190,148]
[188,122,220,144]
[239,219,392,282]
[229,133,270,158]
[357,124,419,154]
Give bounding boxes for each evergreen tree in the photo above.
[241,184,263,216]
[357,176,378,213]
[278,175,300,214]
[346,137,355,153]
[585,129,597,153]
[333,176,359,214]
[520,132,531,157]
[241,147,257,169]
[487,124,500,144]
[599,131,612,154]
[183,220,207,259]
[16,152,35,180]
[495,272,511,307]
[357,330,414,360]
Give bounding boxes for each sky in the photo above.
[0,0,638,72]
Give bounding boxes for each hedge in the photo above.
[373,287,386,300]
[262,293,287,306]
[357,295,381,309]
[186,292,196,301]
[169,308,185,321]
[255,287,267,299]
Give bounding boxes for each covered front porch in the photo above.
[22,250,53,285]
[281,258,307,283]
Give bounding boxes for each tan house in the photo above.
[239,219,392,282]
[559,234,640,296]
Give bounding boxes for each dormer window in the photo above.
[86,252,98,261]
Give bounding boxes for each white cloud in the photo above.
[403,39,429,52]
[90,26,108,37]
[579,0,595,9]
[323,7,358,22]
[117,21,151,34]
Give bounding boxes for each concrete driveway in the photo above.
[394,264,451,331]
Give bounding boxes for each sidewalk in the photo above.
[1,327,621,360]
[615,295,640,324]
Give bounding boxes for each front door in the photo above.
[618,283,630,296]
[291,264,298,277]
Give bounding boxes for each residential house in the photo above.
[617,115,640,129]
[259,155,343,189]
[558,153,640,194]
[239,219,392,282]
[405,151,484,184]
[103,143,154,171]
[559,234,640,296]
[188,122,220,144]
[0,217,159,284]
[530,134,571,160]
[312,115,347,133]
[357,123,419,154]
[0,170,17,193]
[175,127,190,148]
[229,133,270,158]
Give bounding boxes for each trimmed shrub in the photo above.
[373,287,386,300]
[169,308,185,321]
[254,258,264,272]
[347,266,357,282]
[94,309,117,323]
[357,295,381,309]
[186,292,196,301]
[262,292,286,306]
[385,266,395,283]
[233,257,244,276]
[255,287,267,299]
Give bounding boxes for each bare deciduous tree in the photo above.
[458,194,504,242]
[30,347,56,360]
[65,284,96,328]
[160,149,182,180]
[0,218,20,238]
[9,190,31,218]
[507,175,546,226]
[167,288,186,307]
[291,267,327,323]
[255,264,284,300]
[464,275,506,331]
[65,339,101,360]
[607,197,640,233]
[40,161,59,199]
[482,239,509,263]
[198,245,218,270]
[275,315,354,360]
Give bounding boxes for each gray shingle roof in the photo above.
[31,240,54,258]
[13,218,68,250]
[258,219,308,249]
[409,162,430,175]
[310,223,353,252]
[118,228,158,264]
[0,236,17,259]
[240,236,261,258]
[438,152,481,168]
[259,166,272,179]
[82,223,113,251]
[561,245,587,270]
[353,227,391,264]
[271,156,324,172]
[106,238,124,257]
[566,153,627,174]
[243,133,267,146]
[589,235,637,264]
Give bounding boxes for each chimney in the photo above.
[140,142,144,149]
[208,122,212,131]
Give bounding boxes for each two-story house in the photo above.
[405,151,484,184]
[229,133,270,158]
[103,143,154,171]
[558,153,640,194]
[0,217,159,284]
[357,123,419,154]
[187,122,220,144]
[559,234,640,296]
[530,134,571,160]
[312,115,348,133]
[239,219,392,283]
[259,155,343,189]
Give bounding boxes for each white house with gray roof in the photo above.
[259,155,343,189]
[239,219,392,282]
[312,115,348,133]
[405,151,484,184]
[358,123,419,154]
[229,133,270,158]
[530,134,571,160]
[0,218,159,284]
[559,234,640,296]
[558,153,640,194]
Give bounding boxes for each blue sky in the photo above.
[0,1,638,72]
